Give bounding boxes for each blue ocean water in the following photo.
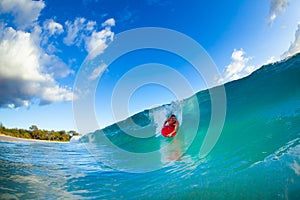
[1,53,300,199]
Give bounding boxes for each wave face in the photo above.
[77,54,300,198]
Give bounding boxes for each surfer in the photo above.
[162,114,179,137]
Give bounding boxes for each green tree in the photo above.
[68,130,79,136]
[0,124,72,142]
[29,125,38,131]
[0,122,4,133]
[30,125,39,139]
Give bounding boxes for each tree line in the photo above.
[0,123,79,142]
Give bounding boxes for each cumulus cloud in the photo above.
[64,18,115,59]
[0,26,73,108]
[88,64,108,80]
[86,18,115,59]
[86,21,97,31]
[0,0,45,29]
[85,28,114,59]
[282,23,300,58]
[268,0,289,26]
[63,17,87,46]
[39,53,74,78]
[28,23,73,78]
[0,0,115,109]
[38,19,64,53]
[218,49,257,84]
[101,18,115,27]
[43,19,64,36]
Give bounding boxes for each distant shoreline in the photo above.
[0,134,69,143]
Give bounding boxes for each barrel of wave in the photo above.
[149,101,183,137]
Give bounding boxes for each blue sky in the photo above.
[0,0,300,132]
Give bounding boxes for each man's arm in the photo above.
[163,119,168,126]
[167,121,178,137]
[174,121,179,132]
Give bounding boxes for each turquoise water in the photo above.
[1,54,300,199]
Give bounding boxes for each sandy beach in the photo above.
[0,134,69,143]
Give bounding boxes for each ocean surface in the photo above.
[1,53,300,199]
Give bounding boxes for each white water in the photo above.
[149,101,183,136]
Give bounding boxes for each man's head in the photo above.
[170,114,176,122]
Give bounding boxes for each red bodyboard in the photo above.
[161,126,176,137]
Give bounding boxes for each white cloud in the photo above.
[0,26,73,108]
[86,21,97,31]
[39,20,64,53]
[64,17,115,59]
[268,0,289,26]
[43,19,64,36]
[40,53,74,78]
[101,18,115,27]
[88,64,108,80]
[218,49,257,84]
[85,28,114,59]
[63,17,86,46]
[282,23,300,58]
[29,23,73,78]
[0,0,45,29]
[87,19,115,59]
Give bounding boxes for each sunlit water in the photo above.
[0,139,300,199]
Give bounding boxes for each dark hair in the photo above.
[170,114,176,118]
